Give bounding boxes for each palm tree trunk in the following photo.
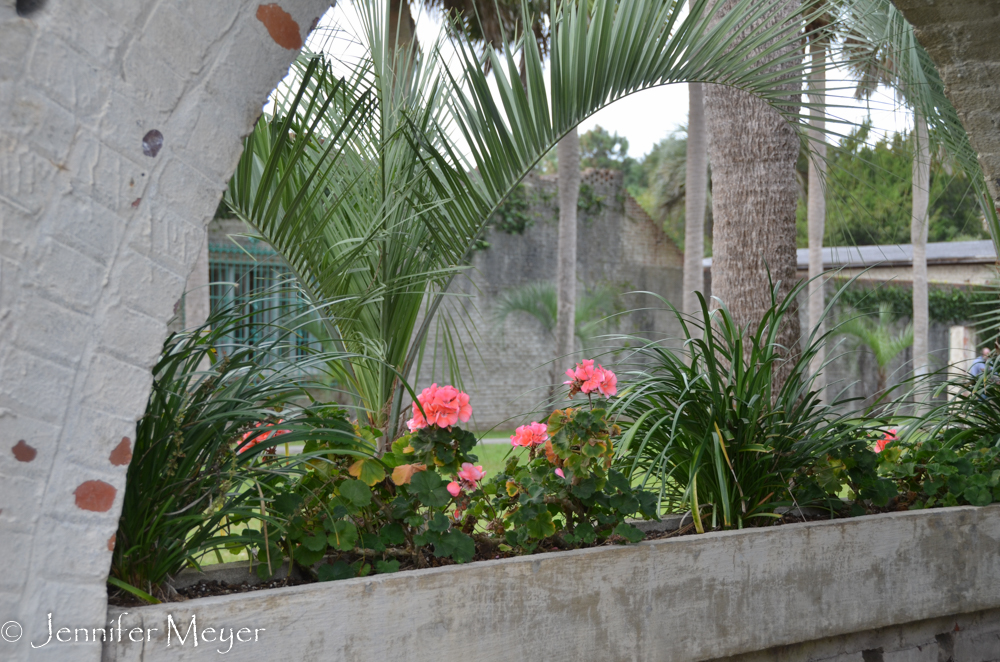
[683,82,708,320]
[807,36,827,392]
[912,111,930,392]
[705,0,802,385]
[555,126,580,377]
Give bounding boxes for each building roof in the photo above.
[702,240,997,270]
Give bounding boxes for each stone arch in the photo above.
[0,1,329,659]
[0,0,998,659]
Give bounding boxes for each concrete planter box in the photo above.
[103,506,1000,661]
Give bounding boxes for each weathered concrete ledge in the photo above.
[102,505,1000,661]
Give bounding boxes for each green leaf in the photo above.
[428,512,451,533]
[435,530,475,563]
[376,559,401,574]
[380,522,406,546]
[409,471,451,507]
[293,543,326,567]
[525,512,557,540]
[571,476,597,499]
[410,470,443,491]
[573,521,596,544]
[966,485,993,507]
[610,493,640,515]
[349,458,387,486]
[613,522,645,544]
[607,470,630,493]
[273,493,302,516]
[302,533,328,552]
[358,530,386,552]
[317,561,355,582]
[327,520,358,551]
[340,479,373,507]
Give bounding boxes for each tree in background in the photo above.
[579,125,633,170]
[796,122,986,247]
[556,128,581,369]
[806,6,832,392]
[537,125,634,175]
[684,82,709,321]
[705,0,804,385]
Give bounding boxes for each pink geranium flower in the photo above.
[510,422,549,447]
[554,468,565,478]
[405,384,473,431]
[447,481,462,497]
[564,360,618,398]
[457,462,485,483]
[238,420,290,454]
[875,429,897,453]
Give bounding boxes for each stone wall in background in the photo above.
[0,2,330,660]
[414,169,685,430]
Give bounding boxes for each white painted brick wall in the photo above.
[0,1,331,659]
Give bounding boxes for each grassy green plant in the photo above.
[110,295,367,599]
[609,280,868,532]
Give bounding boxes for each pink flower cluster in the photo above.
[447,462,486,497]
[510,422,549,447]
[406,384,472,432]
[564,359,617,398]
[875,429,897,453]
[238,420,291,454]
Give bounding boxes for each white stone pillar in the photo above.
[948,325,977,400]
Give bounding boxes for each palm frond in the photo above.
[228,0,924,437]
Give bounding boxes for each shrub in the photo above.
[110,298,361,601]
[240,369,656,582]
[610,281,866,532]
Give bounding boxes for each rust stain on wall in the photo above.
[256,4,302,50]
[109,437,132,466]
[12,440,36,462]
[74,481,117,512]
[107,534,116,551]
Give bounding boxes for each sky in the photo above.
[298,3,913,162]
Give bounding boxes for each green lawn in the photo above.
[472,442,530,479]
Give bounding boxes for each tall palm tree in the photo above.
[683,82,708,322]
[911,112,930,384]
[806,9,830,392]
[227,0,855,441]
[705,0,804,385]
[843,0,948,397]
[555,128,580,367]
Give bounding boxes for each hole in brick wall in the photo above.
[256,4,303,50]
[15,0,47,17]
[142,130,164,158]
[74,480,117,512]
[12,440,36,462]
[109,437,132,466]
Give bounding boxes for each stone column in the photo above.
[948,325,977,400]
